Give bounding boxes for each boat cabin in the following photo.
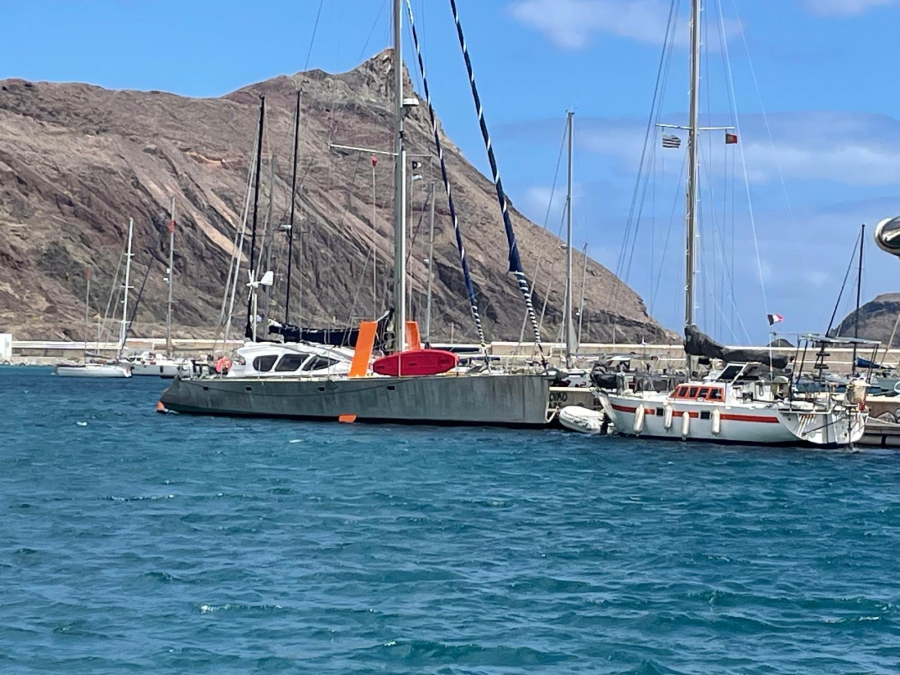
[227,343,353,379]
[670,384,725,401]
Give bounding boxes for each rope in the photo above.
[405,0,486,349]
[448,0,543,354]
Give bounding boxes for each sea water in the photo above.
[1,366,899,673]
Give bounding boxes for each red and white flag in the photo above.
[767,313,784,325]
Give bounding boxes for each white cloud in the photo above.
[804,0,897,16]
[508,0,739,50]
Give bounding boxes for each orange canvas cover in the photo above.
[349,321,377,378]
[405,321,422,351]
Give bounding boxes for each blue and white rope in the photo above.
[404,0,486,350]
[448,0,543,350]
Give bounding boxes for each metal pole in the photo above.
[118,218,134,358]
[853,222,865,375]
[685,0,701,331]
[260,154,277,330]
[285,91,301,325]
[565,111,575,367]
[372,159,378,318]
[393,0,406,354]
[247,95,265,339]
[84,267,91,364]
[165,197,175,357]
[424,181,436,345]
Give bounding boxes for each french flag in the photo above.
[767,313,784,326]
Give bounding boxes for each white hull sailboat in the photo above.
[583,0,868,448]
[55,363,132,378]
[599,367,866,447]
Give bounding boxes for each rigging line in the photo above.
[448,0,543,354]
[825,228,861,336]
[650,151,687,312]
[606,0,680,321]
[406,0,486,348]
[124,228,167,342]
[715,0,769,323]
[518,118,568,346]
[302,0,325,73]
[536,207,569,335]
[98,236,128,344]
[725,0,797,232]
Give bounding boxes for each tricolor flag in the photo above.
[767,313,784,325]
[725,132,738,145]
[662,133,681,149]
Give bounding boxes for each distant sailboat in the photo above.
[55,266,131,378]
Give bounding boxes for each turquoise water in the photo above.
[2,366,900,673]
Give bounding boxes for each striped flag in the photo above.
[662,134,681,149]
[767,313,784,325]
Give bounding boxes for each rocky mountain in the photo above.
[0,49,673,345]
[833,293,900,347]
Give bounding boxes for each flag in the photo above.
[411,160,422,169]
[167,219,175,234]
[767,313,784,325]
[662,134,681,149]
[371,156,378,167]
[725,132,738,145]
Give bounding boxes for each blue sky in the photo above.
[4,0,900,343]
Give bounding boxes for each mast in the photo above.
[565,111,576,367]
[117,218,134,358]
[393,0,407,353]
[685,0,701,330]
[83,267,91,365]
[424,181,436,346]
[260,154,277,330]
[246,95,265,340]
[285,91,301,326]
[853,222,865,375]
[165,197,175,357]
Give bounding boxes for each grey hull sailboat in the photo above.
[159,0,553,428]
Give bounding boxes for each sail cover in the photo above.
[269,309,393,350]
[684,324,790,370]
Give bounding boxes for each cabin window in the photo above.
[688,387,699,398]
[673,386,685,398]
[710,389,723,401]
[253,355,278,372]
[303,356,340,372]
[275,353,308,372]
[699,387,711,399]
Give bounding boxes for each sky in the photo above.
[4,0,900,343]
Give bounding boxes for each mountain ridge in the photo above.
[0,49,674,345]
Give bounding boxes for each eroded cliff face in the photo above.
[0,50,672,343]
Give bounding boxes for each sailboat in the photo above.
[595,0,867,447]
[124,198,192,378]
[54,267,131,378]
[157,0,553,426]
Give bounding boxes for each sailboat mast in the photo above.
[165,197,175,357]
[285,90,301,326]
[246,95,265,340]
[565,110,576,367]
[424,181,436,346]
[685,0,701,329]
[118,218,134,358]
[84,267,91,365]
[853,222,865,374]
[393,0,407,353]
